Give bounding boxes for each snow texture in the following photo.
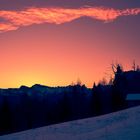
[0,106,140,140]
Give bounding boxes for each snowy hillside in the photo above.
[0,106,140,140]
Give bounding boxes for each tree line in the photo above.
[0,63,140,135]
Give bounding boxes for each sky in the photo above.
[0,0,140,88]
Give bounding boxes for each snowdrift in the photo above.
[0,106,140,140]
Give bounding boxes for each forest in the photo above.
[0,64,140,135]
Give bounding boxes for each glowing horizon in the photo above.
[0,1,140,88]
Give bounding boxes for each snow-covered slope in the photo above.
[0,106,140,140]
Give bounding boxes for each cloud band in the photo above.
[0,6,140,32]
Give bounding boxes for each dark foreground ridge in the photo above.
[1,105,140,140]
[0,67,140,135]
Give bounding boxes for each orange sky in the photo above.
[0,4,140,88]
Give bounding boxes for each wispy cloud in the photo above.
[0,6,140,32]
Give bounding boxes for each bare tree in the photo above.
[71,81,75,86]
[99,77,107,85]
[132,60,136,71]
[108,76,114,85]
[111,63,123,74]
[136,65,140,71]
[76,78,82,86]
